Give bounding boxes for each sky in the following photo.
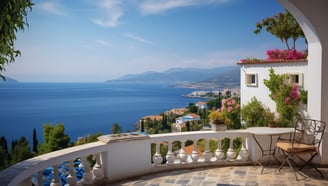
[4,0,307,82]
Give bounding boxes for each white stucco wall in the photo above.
[103,139,153,182]
[278,0,328,165]
[239,61,308,115]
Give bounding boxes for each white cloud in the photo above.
[91,0,232,27]
[37,1,66,15]
[139,0,232,15]
[92,0,123,27]
[124,33,153,45]
[97,39,112,47]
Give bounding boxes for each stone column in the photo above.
[191,139,199,163]
[166,141,175,165]
[50,166,61,186]
[203,139,212,162]
[78,156,93,185]
[226,138,236,161]
[66,160,77,186]
[93,153,105,181]
[215,138,224,161]
[178,141,188,163]
[153,143,163,165]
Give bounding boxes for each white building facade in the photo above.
[239,60,308,117]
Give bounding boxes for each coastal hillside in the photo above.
[174,67,240,90]
[107,66,240,87]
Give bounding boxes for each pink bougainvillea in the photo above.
[239,49,306,63]
[266,49,305,61]
[289,85,300,100]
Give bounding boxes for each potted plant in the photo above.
[264,109,276,127]
[208,110,227,131]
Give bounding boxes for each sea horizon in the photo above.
[0,82,207,146]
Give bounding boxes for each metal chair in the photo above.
[275,118,326,180]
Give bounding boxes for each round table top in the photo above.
[247,127,294,135]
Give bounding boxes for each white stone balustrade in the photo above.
[0,129,270,186]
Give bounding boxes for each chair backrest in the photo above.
[293,118,326,148]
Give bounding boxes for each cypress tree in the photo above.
[186,121,191,131]
[141,119,145,132]
[32,128,38,154]
[0,136,8,153]
[0,136,9,169]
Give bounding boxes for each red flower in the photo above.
[285,97,291,105]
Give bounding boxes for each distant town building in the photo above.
[166,108,188,115]
[195,101,208,109]
[175,113,200,124]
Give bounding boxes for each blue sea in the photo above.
[0,82,206,145]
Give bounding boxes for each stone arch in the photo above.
[278,0,328,164]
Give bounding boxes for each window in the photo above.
[287,73,303,87]
[245,73,258,87]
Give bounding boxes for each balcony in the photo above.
[0,129,327,186]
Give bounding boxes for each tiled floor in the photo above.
[109,166,328,186]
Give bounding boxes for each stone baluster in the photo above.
[237,137,249,161]
[78,156,93,185]
[178,141,188,163]
[203,139,212,162]
[153,143,163,165]
[215,138,224,161]
[226,138,237,161]
[36,170,43,186]
[166,141,175,165]
[191,139,199,163]
[50,165,61,186]
[93,153,105,182]
[66,160,77,186]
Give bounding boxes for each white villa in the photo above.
[239,59,308,116]
[0,0,327,185]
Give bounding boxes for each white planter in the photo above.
[210,122,227,132]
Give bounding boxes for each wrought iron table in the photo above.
[248,127,294,174]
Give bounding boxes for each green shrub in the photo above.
[241,97,268,127]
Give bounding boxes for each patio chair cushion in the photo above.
[276,141,317,153]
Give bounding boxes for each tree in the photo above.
[241,97,267,127]
[111,123,122,134]
[0,136,9,170]
[140,119,145,132]
[186,121,191,131]
[254,10,305,50]
[32,128,38,154]
[76,132,102,145]
[188,103,198,113]
[39,124,71,154]
[11,136,32,163]
[0,0,33,80]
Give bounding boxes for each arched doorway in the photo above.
[278,0,328,164]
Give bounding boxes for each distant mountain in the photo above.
[174,67,240,90]
[0,77,19,83]
[107,66,239,86]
